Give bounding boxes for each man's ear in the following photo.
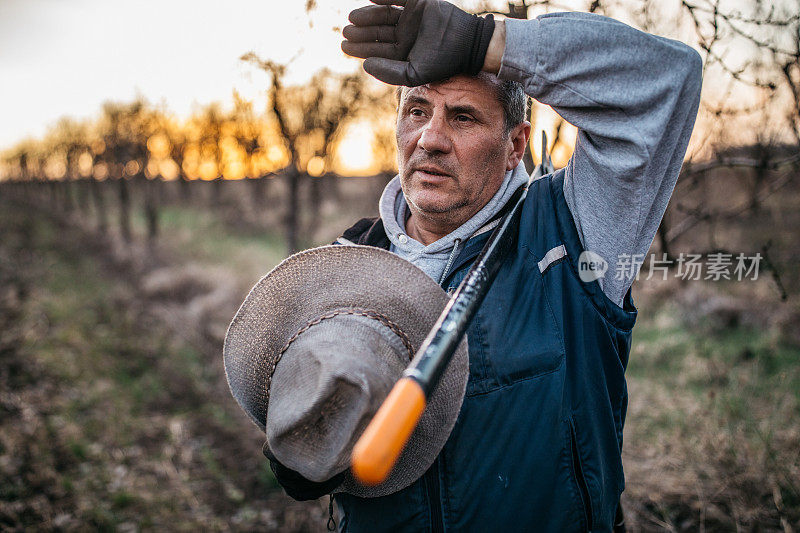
[506,121,532,171]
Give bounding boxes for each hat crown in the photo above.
[266,313,411,481]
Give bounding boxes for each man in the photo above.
[269,1,702,530]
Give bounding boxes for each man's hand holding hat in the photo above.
[341,0,497,86]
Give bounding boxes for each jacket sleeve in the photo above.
[498,12,703,306]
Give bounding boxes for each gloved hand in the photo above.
[263,442,346,501]
[341,0,495,87]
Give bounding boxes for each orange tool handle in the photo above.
[351,377,427,486]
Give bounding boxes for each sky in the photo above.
[0,0,373,150]
[0,0,782,159]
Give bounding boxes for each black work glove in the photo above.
[341,0,495,86]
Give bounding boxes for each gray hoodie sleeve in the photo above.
[498,12,703,306]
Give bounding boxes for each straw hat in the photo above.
[223,244,468,498]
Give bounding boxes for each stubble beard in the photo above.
[400,168,471,218]
[401,155,508,223]
[399,150,467,216]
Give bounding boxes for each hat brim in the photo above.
[223,244,468,498]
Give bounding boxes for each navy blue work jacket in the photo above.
[277,171,638,532]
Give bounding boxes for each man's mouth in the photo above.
[413,165,452,179]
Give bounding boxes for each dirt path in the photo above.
[0,202,330,531]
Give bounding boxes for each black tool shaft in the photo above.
[404,132,553,397]
[403,191,526,396]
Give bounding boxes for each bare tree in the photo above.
[98,99,151,243]
[192,103,227,206]
[241,55,376,253]
[645,0,800,255]
[230,92,270,210]
[471,0,799,257]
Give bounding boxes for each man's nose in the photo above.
[417,114,452,154]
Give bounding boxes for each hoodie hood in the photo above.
[378,160,530,282]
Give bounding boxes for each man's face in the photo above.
[396,75,519,227]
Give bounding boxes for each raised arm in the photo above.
[489,13,703,305]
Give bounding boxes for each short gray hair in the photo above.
[494,78,528,134]
[396,75,528,135]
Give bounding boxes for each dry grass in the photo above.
[622,278,800,531]
[0,206,328,531]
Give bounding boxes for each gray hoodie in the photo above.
[379,163,529,285]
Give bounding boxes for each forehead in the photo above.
[400,75,503,116]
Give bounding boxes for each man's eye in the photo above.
[455,114,474,123]
[409,108,425,117]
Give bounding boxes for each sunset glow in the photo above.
[0,0,373,150]
[335,121,378,176]
[0,0,587,180]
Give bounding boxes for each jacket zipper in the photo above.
[327,493,336,531]
[424,459,445,533]
[569,419,593,532]
[428,255,463,533]
[437,238,462,285]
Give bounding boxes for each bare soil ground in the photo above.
[0,203,328,531]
